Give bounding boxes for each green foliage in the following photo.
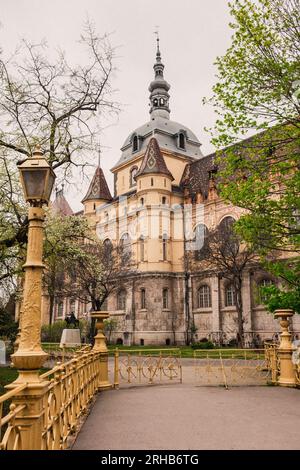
[261,284,300,313]
[206,0,300,311]
[0,307,18,342]
[191,341,214,350]
[41,319,89,343]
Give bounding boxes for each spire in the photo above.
[135,137,174,180]
[82,165,112,203]
[148,35,170,120]
[52,185,73,216]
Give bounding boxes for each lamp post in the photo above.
[6,146,55,449]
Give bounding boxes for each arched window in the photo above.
[120,232,131,258]
[141,288,146,309]
[140,197,144,206]
[194,224,209,261]
[130,166,138,187]
[117,289,126,311]
[219,216,237,254]
[162,288,169,309]
[257,279,274,304]
[197,285,211,308]
[57,301,64,318]
[219,216,235,233]
[103,238,113,259]
[162,196,167,205]
[225,284,236,307]
[132,135,138,153]
[162,233,168,261]
[178,132,185,150]
[70,299,76,314]
[140,236,145,262]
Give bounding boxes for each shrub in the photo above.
[42,319,90,343]
[191,341,214,350]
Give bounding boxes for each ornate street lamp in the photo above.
[11,146,56,382]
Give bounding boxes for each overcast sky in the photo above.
[0,0,233,212]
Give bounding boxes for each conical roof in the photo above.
[52,188,73,216]
[135,137,174,180]
[82,166,112,203]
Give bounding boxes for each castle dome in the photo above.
[112,39,203,170]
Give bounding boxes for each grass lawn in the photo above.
[0,367,18,396]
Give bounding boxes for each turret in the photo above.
[82,166,112,215]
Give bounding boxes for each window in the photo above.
[162,288,169,309]
[140,236,145,262]
[120,233,131,258]
[93,203,96,211]
[219,216,237,255]
[140,197,144,206]
[162,233,168,261]
[162,196,167,205]
[151,178,154,186]
[140,339,144,346]
[194,224,209,261]
[117,289,126,311]
[257,279,274,304]
[225,284,236,307]
[103,238,113,258]
[132,135,138,152]
[57,301,64,318]
[197,285,211,308]
[141,289,146,309]
[178,132,185,150]
[70,299,76,314]
[130,166,138,187]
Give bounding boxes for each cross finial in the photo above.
[154,27,160,58]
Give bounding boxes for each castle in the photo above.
[47,41,300,346]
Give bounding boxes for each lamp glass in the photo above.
[22,169,48,200]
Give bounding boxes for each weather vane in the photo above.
[97,143,101,168]
[154,26,160,52]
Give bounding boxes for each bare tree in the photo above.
[0,21,119,294]
[63,239,132,341]
[189,218,256,347]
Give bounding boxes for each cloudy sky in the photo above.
[0,0,233,211]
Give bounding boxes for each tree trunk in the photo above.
[234,277,244,348]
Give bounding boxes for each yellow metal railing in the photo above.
[0,346,101,450]
[113,348,182,387]
[194,348,272,388]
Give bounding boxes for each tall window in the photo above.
[141,289,146,309]
[117,289,126,310]
[132,135,138,152]
[258,279,274,304]
[70,299,76,314]
[178,132,185,150]
[120,233,131,258]
[57,301,64,317]
[162,233,168,261]
[225,284,236,307]
[140,236,145,262]
[197,285,211,308]
[162,288,169,309]
[151,178,154,186]
[103,238,113,258]
[130,166,138,187]
[194,224,209,261]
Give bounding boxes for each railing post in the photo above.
[90,311,112,390]
[274,309,297,387]
[114,348,119,389]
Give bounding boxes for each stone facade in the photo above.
[42,43,300,345]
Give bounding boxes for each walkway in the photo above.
[73,362,300,450]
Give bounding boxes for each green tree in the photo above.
[43,213,92,324]
[206,0,300,312]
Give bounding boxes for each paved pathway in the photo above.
[73,362,300,450]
